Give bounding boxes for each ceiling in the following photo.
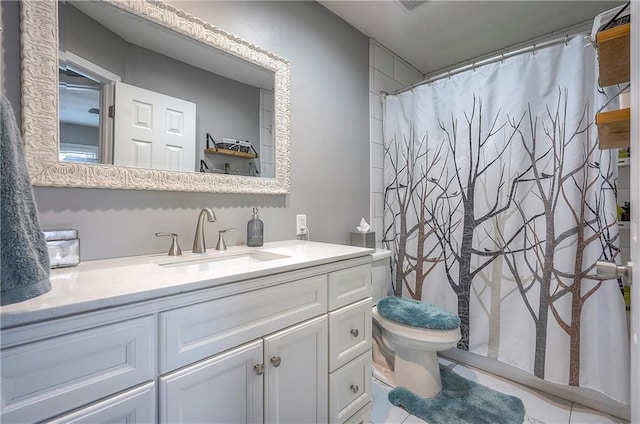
[319,1,624,76]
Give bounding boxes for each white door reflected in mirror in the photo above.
[114,82,196,172]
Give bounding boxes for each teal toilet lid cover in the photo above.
[377,296,460,331]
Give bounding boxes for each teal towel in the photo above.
[1,96,51,306]
[377,296,460,330]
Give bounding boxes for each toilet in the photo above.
[370,249,461,398]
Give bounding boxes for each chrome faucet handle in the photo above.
[155,232,182,256]
[193,208,217,253]
[216,228,236,251]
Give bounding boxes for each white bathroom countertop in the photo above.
[0,240,374,329]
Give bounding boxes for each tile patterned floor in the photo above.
[369,358,630,424]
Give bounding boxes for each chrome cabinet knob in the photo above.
[350,384,359,394]
[350,329,359,337]
[254,363,264,375]
[270,356,282,367]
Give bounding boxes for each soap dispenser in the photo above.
[247,207,264,247]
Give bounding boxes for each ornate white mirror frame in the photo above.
[20,0,290,194]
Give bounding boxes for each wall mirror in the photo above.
[20,0,290,193]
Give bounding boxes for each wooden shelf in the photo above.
[204,147,257,159]
[596,23,630,86]
[597,108,630,149]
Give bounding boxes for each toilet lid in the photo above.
[377,296,460,330]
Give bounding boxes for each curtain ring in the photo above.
[472,62,476,72]
[500,53,505,64]
[564,34,569,46]
[447,71,451,80]
[532,43,537,55]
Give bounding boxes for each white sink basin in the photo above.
[157,250,290,269]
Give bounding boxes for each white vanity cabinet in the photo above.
[47,383,156,424]
[0,315,155,423]
[264,315,328,423]
[327,265,373,423]
[158,274,327,374]
[159,315,329,424]
[159,339,264,423]
[0,243,373,424]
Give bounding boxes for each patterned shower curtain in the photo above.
[382,35,629,403]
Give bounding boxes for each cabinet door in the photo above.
[159,340,263,424]
[264,315,328,423]
[47,383,155,424]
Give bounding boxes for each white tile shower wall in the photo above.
[369,39,423,247]
[373,44,394,78]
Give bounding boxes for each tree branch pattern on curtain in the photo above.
[382,36,629,403]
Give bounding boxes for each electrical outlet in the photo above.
[296,214,307,236]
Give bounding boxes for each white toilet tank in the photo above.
[371,249,392,304]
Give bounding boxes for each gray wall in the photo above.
[1,1,370,260]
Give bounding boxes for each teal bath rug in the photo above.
[388,365,525,424]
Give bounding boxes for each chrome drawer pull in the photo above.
[254,363,264,375]
[350,329,359,337]
[350,384,359,394]
[270,356,282,367]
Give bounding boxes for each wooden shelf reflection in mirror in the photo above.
[204,148,258,159]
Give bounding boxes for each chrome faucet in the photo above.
[192,208,217,253]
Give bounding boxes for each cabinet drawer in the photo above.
[328,265,371,310]
[329,352,372,423]
[1,316,154,424]
[160,275,327,373]
[343,402,372,424]
[329,298,372,372]
[47,382,156,424]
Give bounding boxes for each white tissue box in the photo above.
[44,229,80,268]
[350,232,375,248]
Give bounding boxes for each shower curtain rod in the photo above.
[382,28,592,98]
